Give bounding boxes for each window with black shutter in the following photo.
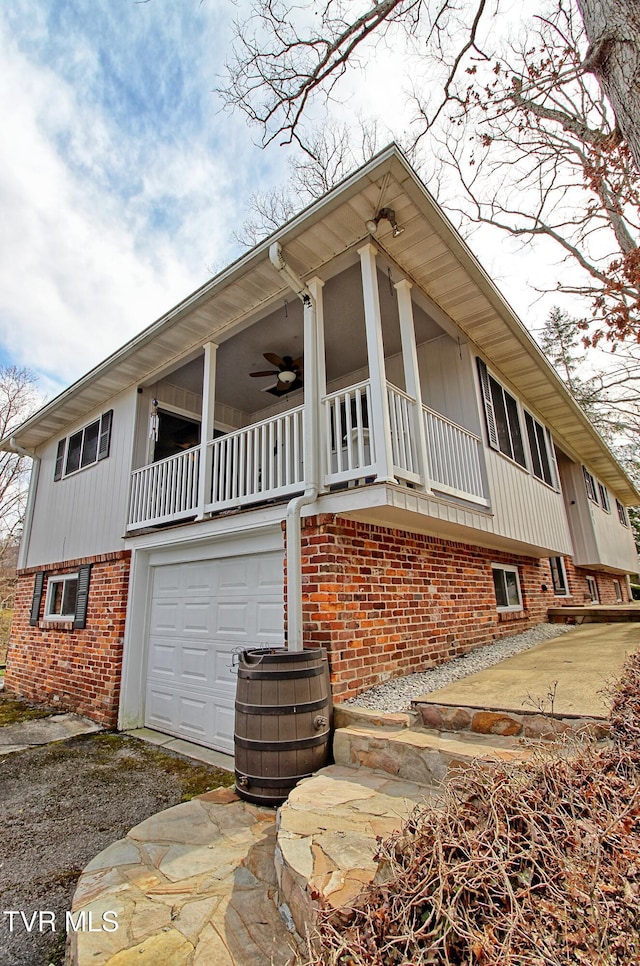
[73,564,92,629]
[477,359,526,467]
[29,572,45,625]
[54,410,113,480]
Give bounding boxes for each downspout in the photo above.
[269,242,319,653]
[8,438,41,571]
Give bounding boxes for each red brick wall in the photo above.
[292,515,555,701]
[4,551,131,727]
[554,558,629,605]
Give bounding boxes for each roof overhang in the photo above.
[4,144,639,505]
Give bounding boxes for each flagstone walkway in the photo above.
[68,788,302,966]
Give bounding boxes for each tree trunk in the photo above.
[577,0,640,171]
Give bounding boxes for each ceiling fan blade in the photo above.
[250,369,280,377]
[291,356,303,370]
[263,352,285,368]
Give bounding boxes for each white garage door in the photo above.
[145,549,284,754]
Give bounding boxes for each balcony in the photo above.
[126,380,488,531]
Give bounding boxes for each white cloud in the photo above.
[0,1,285,399]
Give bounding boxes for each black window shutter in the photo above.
[73,564,92,629]
[98,410,113,461]
[29,572,45,625]
[54,439,66,481]
[476,358,498,449]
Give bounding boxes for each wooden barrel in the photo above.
[234,647,332,807]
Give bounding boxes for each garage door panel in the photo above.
[145,548,284,753]
[255,556,284,591]
[181,645,210,683]
[148,641,178,677]
[150,600,180,635]
[218,559,253,594]
[182,562,217,596]
[215,600,252,637]
[182,600,214,635]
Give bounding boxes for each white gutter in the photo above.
[269,242,319,653]
[8,438,40,571]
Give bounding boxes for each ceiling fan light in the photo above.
[278,369,297,384]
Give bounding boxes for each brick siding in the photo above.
[290,515,628,700]
[554,558,629,605]
[4,551,131,727]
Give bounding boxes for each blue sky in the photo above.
[0,0,295,399]
[0,0,580,406]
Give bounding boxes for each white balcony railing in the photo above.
[423,405,487,503]
[128,445,200,529]
[205,405,304,512]
[323,381,376,486]
[127,383,490,530]
[387,383,421,484]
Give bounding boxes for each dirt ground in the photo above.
[0,695,235,966]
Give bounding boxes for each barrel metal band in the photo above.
[233,733,328,751]
[235,697,328,716]
[239,664,325,681]
[234,771,313,789]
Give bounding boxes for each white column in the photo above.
[308,277,327,491]
[196,341,218,518]
[395,279,432,493]
[358,243,396,484]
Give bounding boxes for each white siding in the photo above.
[26,388,137,566]
[484,449,573,555]
[559,458,638,571]
[419,337,481,434]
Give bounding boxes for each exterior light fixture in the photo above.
[365,207,405,237]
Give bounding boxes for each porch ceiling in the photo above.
[4,145,638,505]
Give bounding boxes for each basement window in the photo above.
[586,576,599,603]
[491,563,523,612]
[45,574,79,620]
[38,564,93,629]
[549,556,569,596]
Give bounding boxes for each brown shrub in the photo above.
[307,654,640,965]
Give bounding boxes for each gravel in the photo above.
[345,623,576,713]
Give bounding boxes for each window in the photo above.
[597,482,610,512]
[616,499,629,527]
[613,579,623,603]
[491,564,523,612]
[54,410,113,480]
[477,360,526,467]
[45,574,78,619]
[524,411,557,487]
[32,564,93,629]
[583,466,598,504]
[549,556,569,596]
[586,576,599,603]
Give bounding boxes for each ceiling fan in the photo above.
[250,352,303,395]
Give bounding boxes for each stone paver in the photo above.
[275,765,439,937]
[70,788,301,966]
[0,712,102,753]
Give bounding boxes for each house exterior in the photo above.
[3,146,638,756]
